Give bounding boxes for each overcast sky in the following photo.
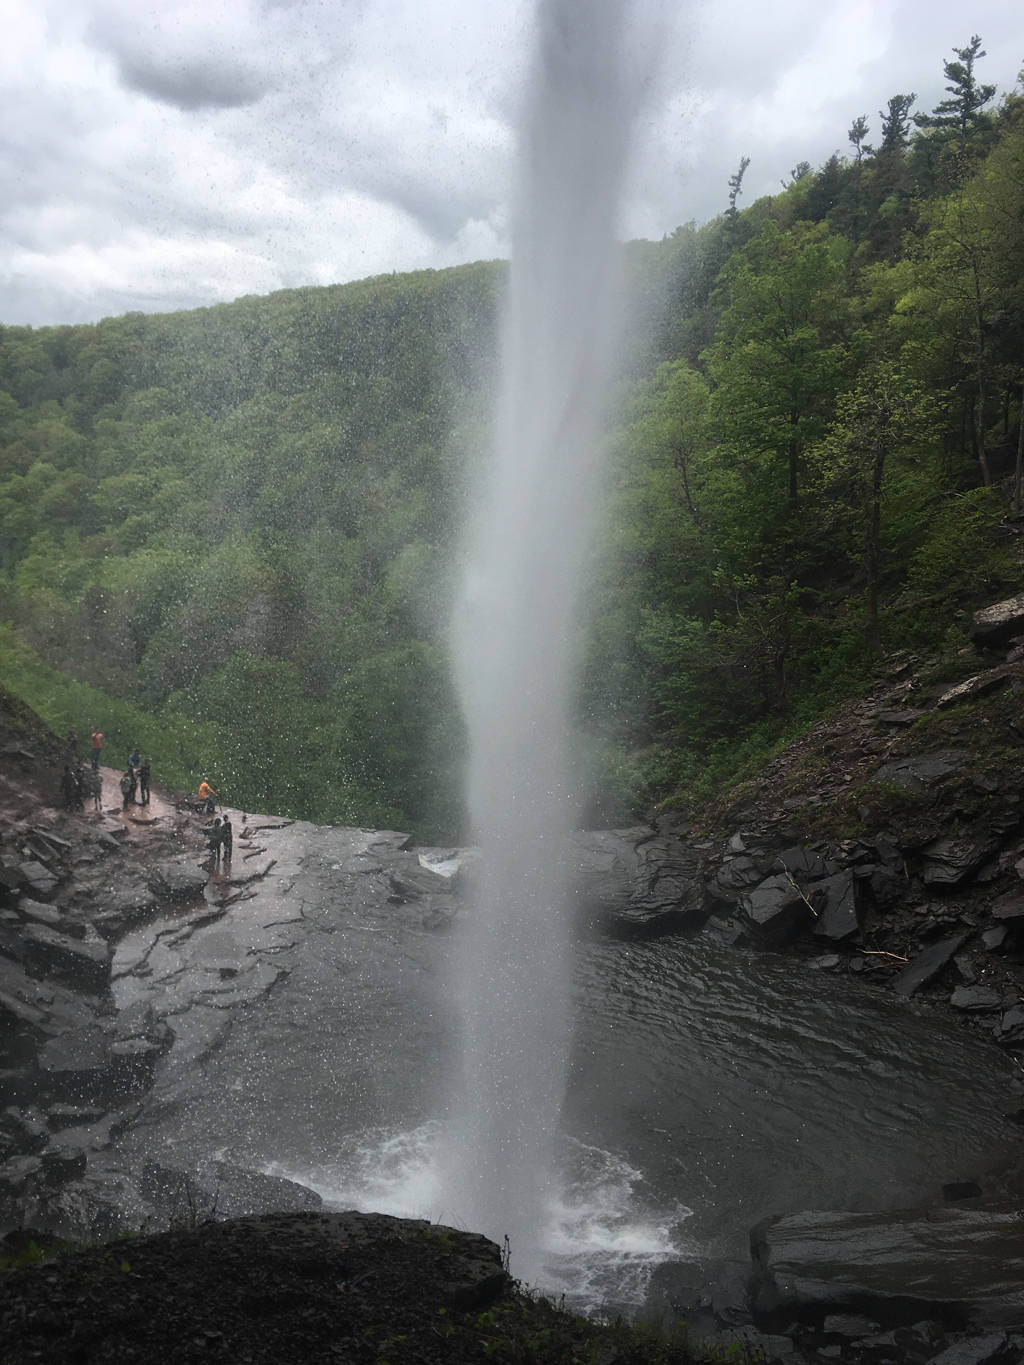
[2,0,1022,328]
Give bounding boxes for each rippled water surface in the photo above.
[113,828,1019,1306]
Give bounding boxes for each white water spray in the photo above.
[443,0,653,1278]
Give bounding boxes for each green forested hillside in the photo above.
[0,265,505,833]
[1,42,1022,837]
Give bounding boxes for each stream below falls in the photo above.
[110,822,1020,1312]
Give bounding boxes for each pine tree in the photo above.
[879,94,916,153]
[726,156,751,222]
[848,115,872,162]
[913,37,996,192]
[916,35,995,140]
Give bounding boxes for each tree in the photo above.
[908,115,1024,486]
[705,221,850,517]
[913,37,996,192]
[916,36,996,141]
[802,154,847,225]
[814,366,937,652]
[856,94,919,258]
[879,94,916,154]
[726,156,751,223]
[848,115,872,162]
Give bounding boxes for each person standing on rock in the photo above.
[87,768,103,813]
[197,780,216,815]
[60,764,77,810]
[72,762,86,811]
[90,729,103,770]
[128,745,141,773]
[220,815,233,867]
[120,769,136,810]
[138,758,151,806]
[203,816,224,867]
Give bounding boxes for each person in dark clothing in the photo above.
[138,759,151,806]
[120,770,136,810]
[128,747,141,772]
[66,729,78,760]
[86,768,102,813]
[60,765,77,810]
[220,816,233,867]
[202,817,224,867]
[72,763,86,811]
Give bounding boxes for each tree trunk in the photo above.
[672,440,702,524]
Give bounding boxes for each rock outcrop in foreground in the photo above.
[0,1210,508,1365]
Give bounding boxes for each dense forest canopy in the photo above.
[1,40,1022,839]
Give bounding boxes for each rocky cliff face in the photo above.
[648,596,1024,1068]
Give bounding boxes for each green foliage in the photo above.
[904,487,1012,597]
[1,50,1022,831]
[0,624,217,795]
[0,264,499,837]
[0,1234,77,1270]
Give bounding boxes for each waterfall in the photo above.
[443,0,648,1280]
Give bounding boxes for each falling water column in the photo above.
[446,0,644,1279]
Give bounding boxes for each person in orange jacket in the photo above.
[197,780,217,815]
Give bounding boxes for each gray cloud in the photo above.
[0,0,1021,328]
[109,50,274,111]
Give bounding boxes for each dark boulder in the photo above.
[857,862,905,909]
[921,837,1001,888]
[752,1204,1024,1331]
[146,860,209,902]
[776,846,833,879]
[570,829,706,935]
[1,1107,48,1153]
[936,670,1019,710]
[0,954,104,1043]
[15,860,59,898]
[737,873,810,944]
[970,594,1024,650]
[709,855,771,904]
[0,1210,509,1364]
[36,1008,170,1108]
[993,1007,1024,1044]
[40,1143,88,1186]
[381,849,456,903]
[0,1154,42,1201]
[36,1025,119,1106]
[872,751,968,794]
[17,897,62,929]
[924,1336,1020,1364]
[876,708,924,727]
[991,889,1024,921]
[892,931,972,998]
[18,922,111,994]
[810,869,860,941]
[950,986,1003,1012]
[139,1159,322,1223]
[627,835,706,929]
